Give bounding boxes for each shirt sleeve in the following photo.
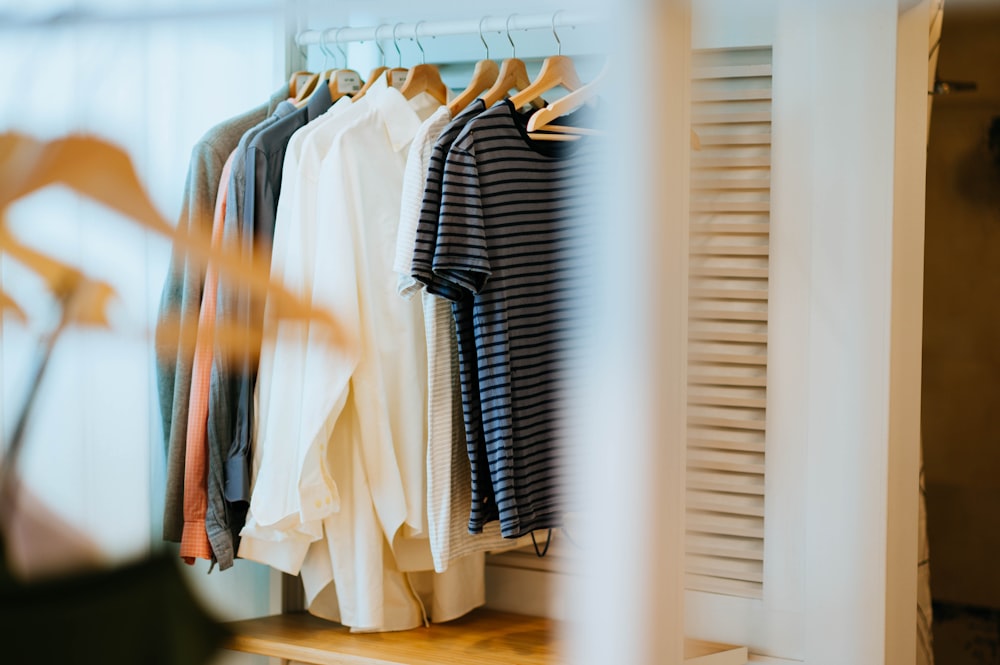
[156,139,225,543]
[410,139,470,302]
[431,143,491,297]
[238,137,344,575]
[394,111,450,298]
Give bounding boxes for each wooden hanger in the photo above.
[385,23,409,90]
[449,17,500,115]
[353,24,392,101]
[449,60,498,115]
[508,56,583,111]
[400,64,448,104]
[292,72,321,105]
[509,14,583,111]
[481,15,544,109]
[0,288,26,323]
[399,22,449,106]
[0,133,340,336]
[353,66,387,101]
[526,63,607,133]
[0,225,116,328]
[524,62,701,148]
[327,28,363,100]
[287,70,311,99]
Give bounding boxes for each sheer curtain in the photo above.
[0,3,285,657]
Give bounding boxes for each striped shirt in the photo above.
[416,100,598,538]
[401,103,528,570]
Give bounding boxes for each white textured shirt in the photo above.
[243,80,483,631]
[394,108,529,573]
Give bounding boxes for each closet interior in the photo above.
[148,8,746,665]
[1,2,939,665]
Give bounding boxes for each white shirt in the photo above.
[243,80,483,631]
[394,109,531,573]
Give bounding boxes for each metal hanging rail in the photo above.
[294,12,602,48]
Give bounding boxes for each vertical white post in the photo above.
[571,1,690,664]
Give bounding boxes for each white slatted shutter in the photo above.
[687,47,773,600]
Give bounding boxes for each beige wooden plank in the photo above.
[686,573,764,600]
[696,133,772,146]
[689,352,767,366]
[688,395,768,409]
[686,544,765,562]
[690,309,768,322]
[687,564,764,584]
[692,178,771,190]
[689,269,769,280]
[688,457,766,474]
[690,223,770,235]
[685,640,749,665]
[687,479,766,496]
[687,417,767,434]
[687,499,766,518]
[688,437,766,453]
[689,331,768,344]
[687,518,765,539]
[224,611,745,665]
[693,111,772,124]
[689,375,766,388]
[692,64,773,79]
[693,88,772,102]
[692,155,772,168]
[689,243,770,255]
[690,202,771,214]
[690,288,769,302]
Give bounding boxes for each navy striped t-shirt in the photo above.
[416,99,597,538]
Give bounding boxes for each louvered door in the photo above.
[686,47,772,600]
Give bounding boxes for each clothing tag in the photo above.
[296,73,312,91]
[338,70,362,93]
[390,70,407,89]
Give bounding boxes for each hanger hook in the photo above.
[392,23,404,68]
[319,28,334,69]
[372,24,387,67]
[479,16,490,60]
[551,11,563,56]
[505,14,517,59]
[414,21,427,65]
[335,27,349,69]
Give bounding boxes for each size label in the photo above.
[337,70,362,92]
[390,70,408,89]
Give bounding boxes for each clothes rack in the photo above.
[294,12,601,50]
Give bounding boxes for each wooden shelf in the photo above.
[224,610,559,665]
[223,610,747,665]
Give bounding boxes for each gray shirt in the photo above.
[201,99,296,569]
[156,85,288,543]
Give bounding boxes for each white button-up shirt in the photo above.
[242,80,483,631]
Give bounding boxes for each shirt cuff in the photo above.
[238,522,312,575]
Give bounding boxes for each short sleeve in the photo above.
[431,144,491,298]
[410,136,466,302]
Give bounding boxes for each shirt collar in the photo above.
[274,100,298,119]
[374,87,424,153]
[267,84,291,115]
[305,81,334,121]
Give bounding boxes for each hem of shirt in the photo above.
[237,530,311,575]
[206,520,236,571]
[179,521,213,562]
